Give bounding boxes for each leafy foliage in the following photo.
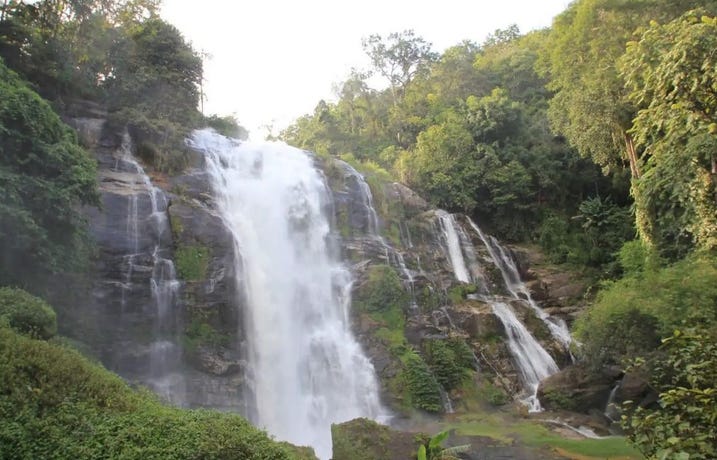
[0,59,98,287]
[621,10,717,256]
[575,255,717,370]
[0,326,298,459]
[623,330,717,459]
[174,245,210,281]
[0,287,57,339]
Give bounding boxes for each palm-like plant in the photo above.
[417,430,470,460]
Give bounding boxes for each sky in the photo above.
[161,0,572,139]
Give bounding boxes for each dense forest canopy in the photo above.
[1,0,717,458]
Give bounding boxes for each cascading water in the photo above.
[118,135,185,404]
[438,212,566,411]
[194,130,383,460]
[438,211,471,284]
[491,301,558,411]
[338,161,418,308]
[466,217,572,351]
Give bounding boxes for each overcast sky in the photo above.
[161,0,571,138]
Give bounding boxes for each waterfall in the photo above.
[466,217,572,351]
[437,211,471,284]
[337,160,418,309]
[194,130,383,460]
[491,301,558,411]
[437,212,566,411]
[118,135,184,404]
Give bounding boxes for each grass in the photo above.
[448,413,643,459]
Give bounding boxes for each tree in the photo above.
[623,330,717,459]
[620,11,717,254]
[362,30,438,106]
[0,59,99,287]
[540,0,715,179]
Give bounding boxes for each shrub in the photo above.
[0,287,57,339]
[623,329,717,459]
[0,327,297,459]
[175,245,210,281]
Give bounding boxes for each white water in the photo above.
[338,161,418,309]
[194,130,383,460]
[491,301,559,411]
[466,217,572,351]
[438,213,565,411]
[437,211,471,283]
[118,134,184,404]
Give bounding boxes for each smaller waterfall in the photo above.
[117,134,184,404]
[438,213,566,411]
[466,218,572,351]
[339,161,418,308]
[491,302,558,411]
[438,211,471,283]
[604,383,621,422]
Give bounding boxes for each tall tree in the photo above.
[362,30,438,106]
[540,0,715,179]
[621,11,717,254]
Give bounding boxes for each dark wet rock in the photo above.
[537,366,615,414]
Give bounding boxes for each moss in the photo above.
[477,380,509,406]
[169,214,184,238]
[540,387,578,411]
[353,265,407,314]
[175,245,209,281]
[182,318,230,352]
[447,284,478,304]
[332,418,417,460]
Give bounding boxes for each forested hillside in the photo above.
[282,1,717,458]
[2,0,717,458]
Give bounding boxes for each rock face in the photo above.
[56,117,248,411]
[52,120,588,420]
[323,158,578,412]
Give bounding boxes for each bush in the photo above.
[423,338,474,391]
[623,329,717,459]
[0,287,57,339]
[403,350,442,413]
[575,255,717,371]
[354,265,407,313]
[0,327,298,459]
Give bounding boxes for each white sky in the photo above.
[161,0,571,138]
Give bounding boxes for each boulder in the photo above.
[537,366,614,414]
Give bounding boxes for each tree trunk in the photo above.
[624,132,641,179]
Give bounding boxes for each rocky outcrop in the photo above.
[537,365,619,414]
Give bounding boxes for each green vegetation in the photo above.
[331,418,405,460]
[0,287,57,339]
[450,413,643,459]
[622,330,717,460]
[183,318,230,352]
[0,59,99,288]
[175,245,210,281]
[416,430,469,460]
[0,325,299,459]
[575,255,717,370]
[423,338,474,391]
[0,0,245,174]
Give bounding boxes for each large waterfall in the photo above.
[193,130,383,459]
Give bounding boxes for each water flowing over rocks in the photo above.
[50,121,596,457]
